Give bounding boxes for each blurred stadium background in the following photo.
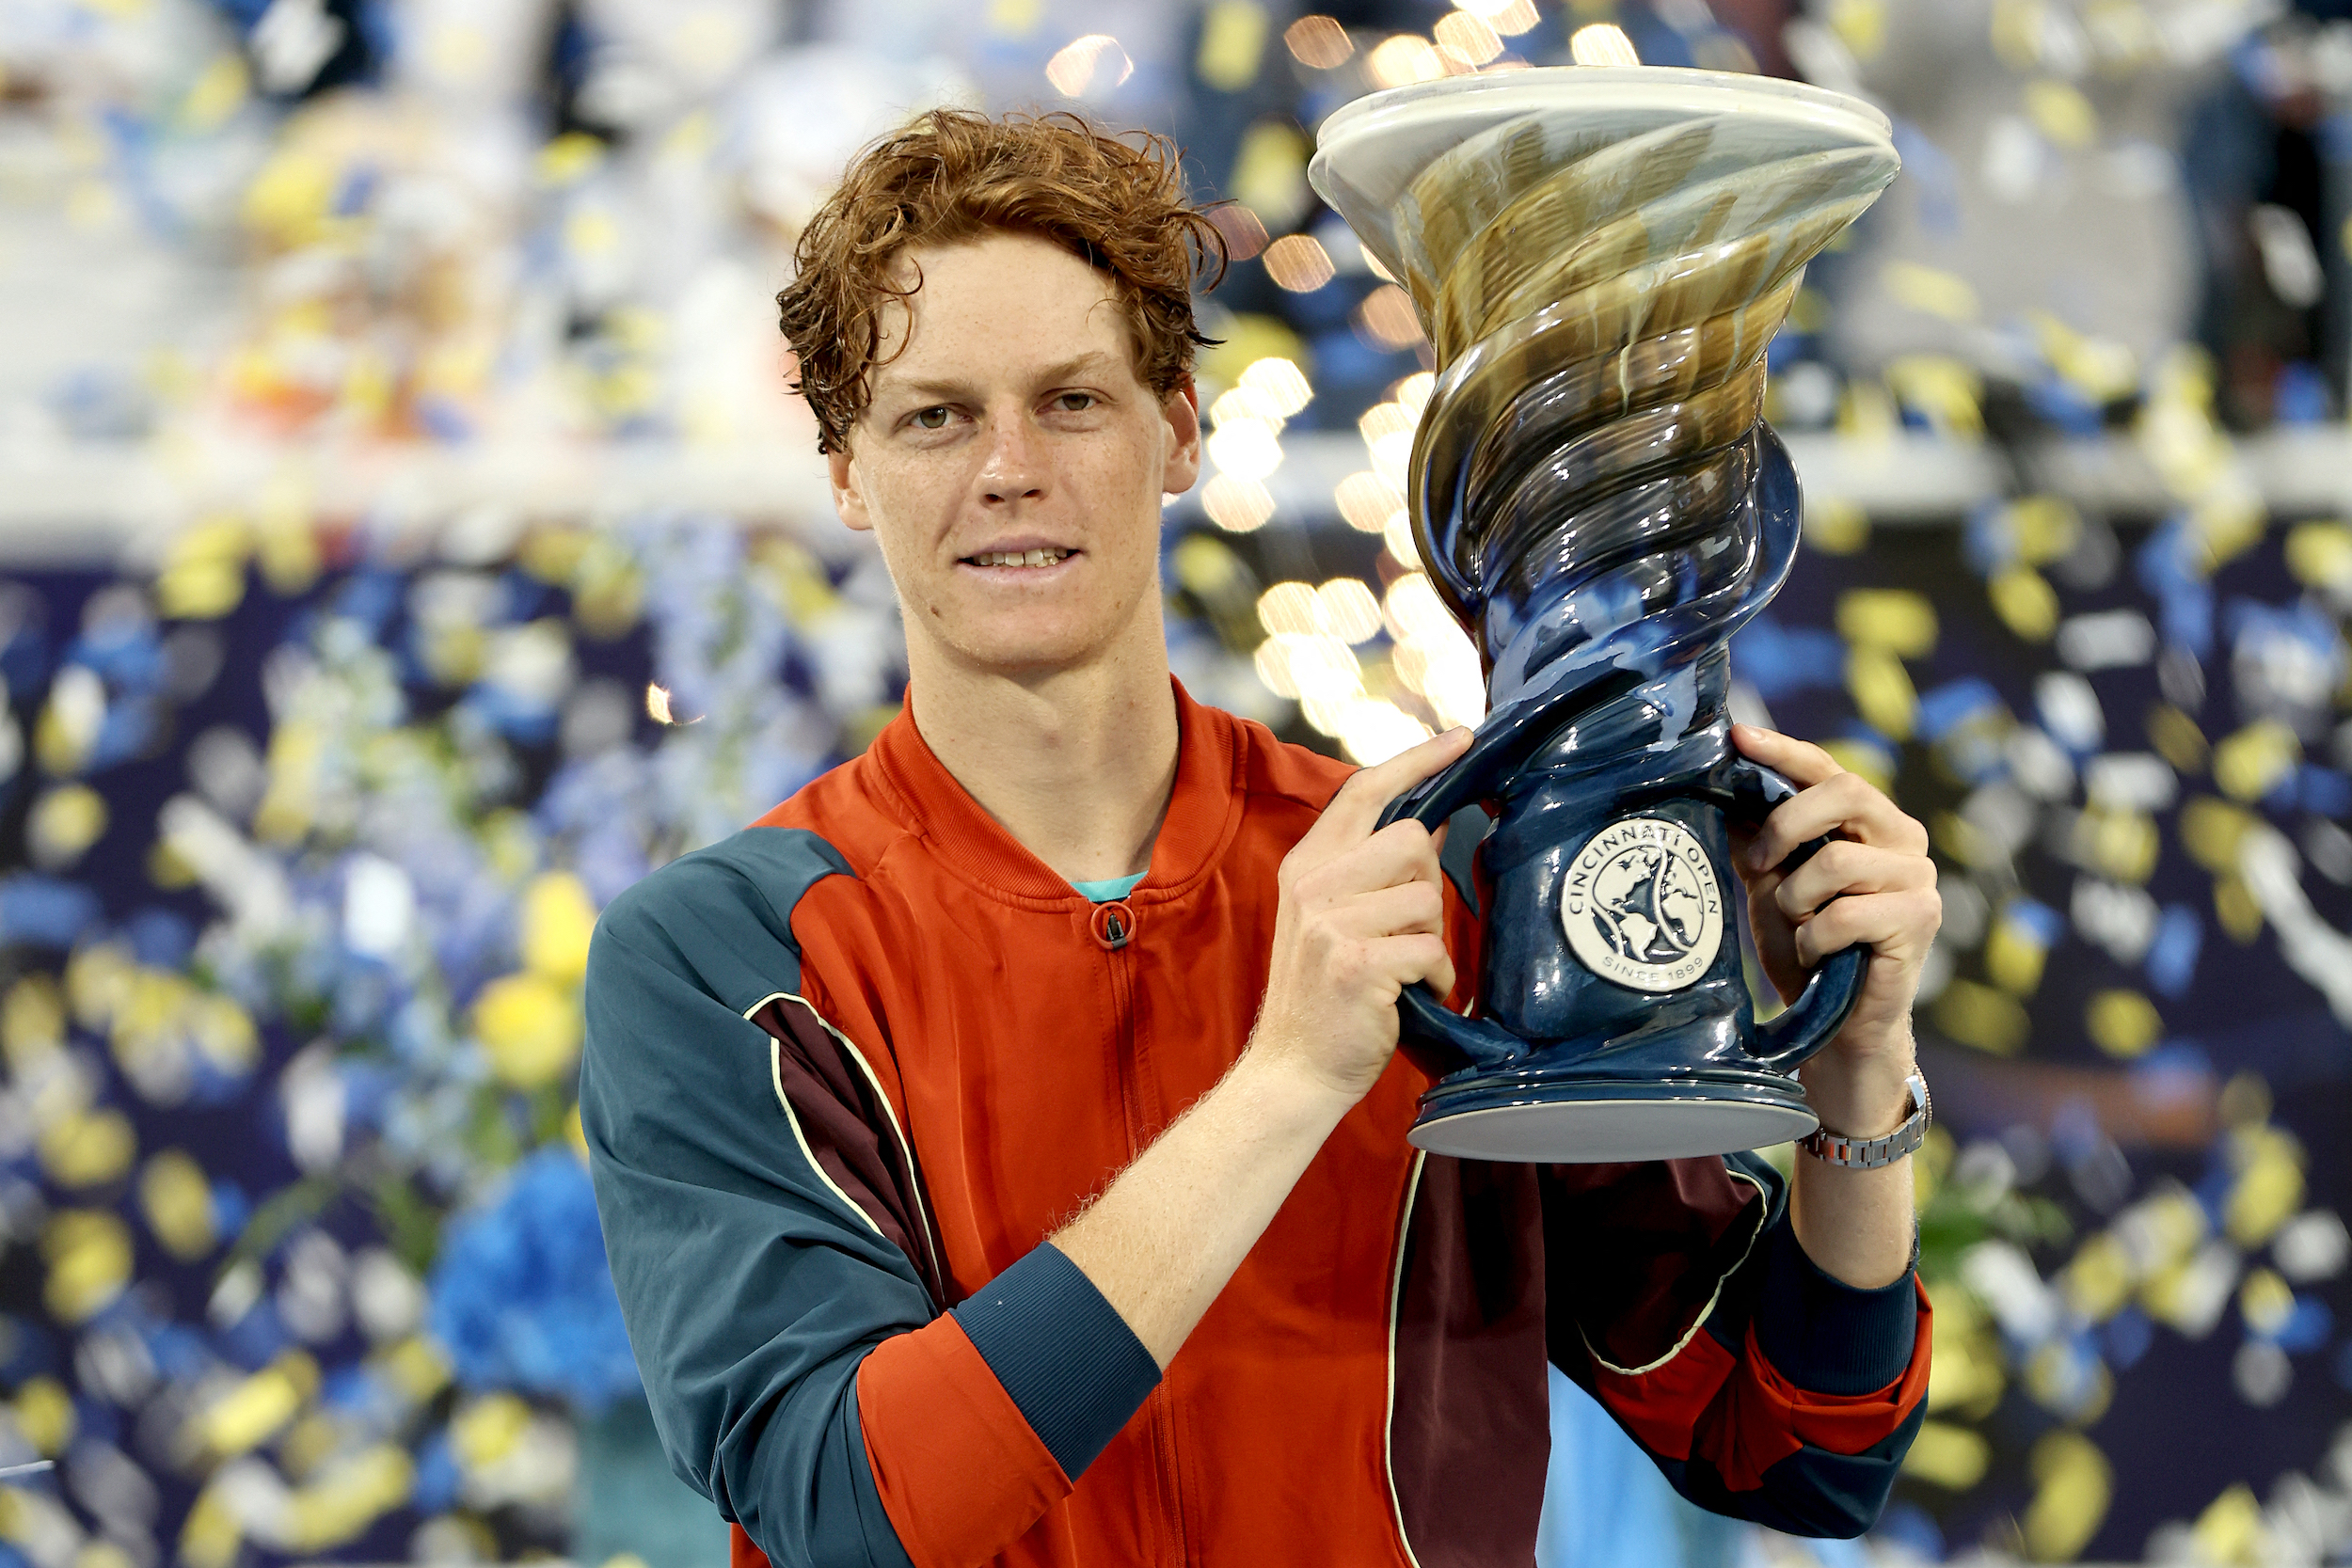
[0,0,2348,1564]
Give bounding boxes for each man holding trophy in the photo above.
[583,73,1940,1568]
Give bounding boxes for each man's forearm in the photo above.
[1788,1030,1919,1291]
[1053,1052,1354,1368]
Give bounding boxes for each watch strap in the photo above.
[1799,1071,1930,1169]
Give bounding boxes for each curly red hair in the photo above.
[776,108,1227,454]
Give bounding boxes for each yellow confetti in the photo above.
[2214,874,2263,942]
[1902,1421,1990,1489]
[1989,565,2058,641]
[534,131,605,186]
[1989,0,2042,69]
[521,873,597,986]
[26,784,107,870]
[1836,589,1938,656]
[452,1393,532,1471]
[2146,705,2208,773]
[2238,1267,2294,1335]
[2061,1232,2135,1320]
[2192,1484,2268,1566]
[2283,520,2352,590]
[38,1108,135,1189]
[1803,496,1869,555]
[1825,0,1886,59]
[2026,1338,2111,1423]
[564,206,620,259]
[2211,721,2299,802]
[2,976,66,1068]
[1821,737,1896,795]
[1846,646,1917,739]
[2219,1070,2272,1129]
[2023,1431,2112,1561]
[1986,913,2049,997]
[35,670,104,777]
[2224,1127,2305,1247]
[987,0,1041,32]
[1882,261,1979,323]
[1932,978,2029,1054]
[13,1377,75,1456]
[155,517,249,620]
[140,1149,219,1261]
[2079,805,2160,884]
[198,1352,317,1456]
[1196,0,1269,91]
[242,149,337,246]
[285,1445,416,1551]
[1931,810,1993,868]
[255,720,325,846]
[473,973,584,1088]
[277,1413,340,1484]
[1884,354,1983,439]
[190,993,260,1073]
[180,1487,243,1568]
[1925,1287,2005,1418]
[2040,314,2142,403]
[2024,78,2098,147]
[2009,495,2082,563]
[2179,796,2251,872]
[376,1336,453,1404]
[2193,491,2265,568]
[179,53,249,132]
[2086,990,2161,1058]
[42,1209,133,1323]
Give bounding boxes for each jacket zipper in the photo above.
[1097,904,1190,1566]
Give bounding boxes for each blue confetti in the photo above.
[1730,613,1845,701]
[2146,904,2204,998]
[0,877,103,948]
[1915,677,2005,743]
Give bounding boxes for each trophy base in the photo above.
[1406,1070,1820,1163]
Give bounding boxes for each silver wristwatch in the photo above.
[1798,1072,1931,1168]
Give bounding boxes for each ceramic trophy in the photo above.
[1307,68,1900,1162]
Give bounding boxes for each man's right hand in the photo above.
[1248,725,1475,1105]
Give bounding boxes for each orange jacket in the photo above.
[580,681,1931,1568]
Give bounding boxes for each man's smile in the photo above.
[958,541,1082,574]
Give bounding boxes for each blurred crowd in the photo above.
[0,2,2350,1567]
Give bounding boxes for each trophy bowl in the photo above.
[1307,67,1900,1162]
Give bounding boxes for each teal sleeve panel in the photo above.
[580,830,919,1568]
[951,1242,1161,1480]
[1750,1206,1918,1396]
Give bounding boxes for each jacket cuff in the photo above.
[951,1242,1162,1481]
[1751,1213,1919,1396]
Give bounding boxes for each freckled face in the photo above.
[828,232,1201,679]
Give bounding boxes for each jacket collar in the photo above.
[866,676,1245,907]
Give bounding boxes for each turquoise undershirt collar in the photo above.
[1070,871,1146,903]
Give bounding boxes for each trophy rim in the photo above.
[1306,65,1896,279]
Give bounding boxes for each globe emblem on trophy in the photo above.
[1562,817,1724,993]
[1308,68,1901,1162]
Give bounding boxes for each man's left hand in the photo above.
[1727,723,1940,1084]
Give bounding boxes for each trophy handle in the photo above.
[1396,983,1532,1072]
[1715,757,1871,1074]
[1380,704,1565,1075]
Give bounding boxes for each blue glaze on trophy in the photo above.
[1309,69,1900,1161]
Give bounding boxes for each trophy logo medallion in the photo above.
[1308,65,1903,1162]
[1561,817,1724,994]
